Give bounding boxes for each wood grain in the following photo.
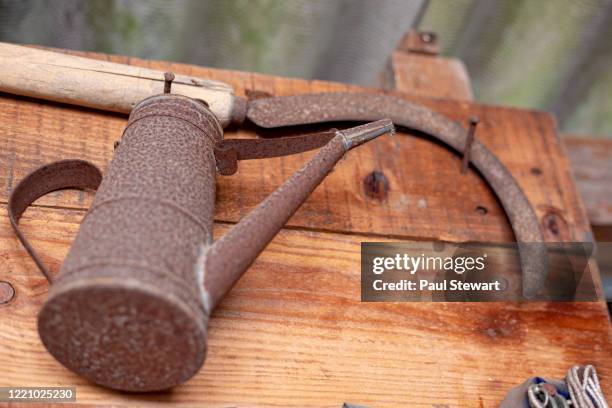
[386,47,610,234]
[0,49,609,407]
[0,43,238,127]
[0,51,592,244]
[1,204,610,407]
[386,48,612,232]
[386,52,473,100]
[564,136,612,226]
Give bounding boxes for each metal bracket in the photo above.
[214,131,335,175]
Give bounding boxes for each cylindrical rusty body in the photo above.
[38,95,221,391]
[33,91,392,392]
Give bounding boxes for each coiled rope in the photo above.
[526,365,608,408]
[566,365,609,408]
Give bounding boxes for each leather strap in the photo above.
[8,160,102,283]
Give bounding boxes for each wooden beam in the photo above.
[380,30,473,100]
[564,136,612,226]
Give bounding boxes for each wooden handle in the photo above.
[0,42,242,127]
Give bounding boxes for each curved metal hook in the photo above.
[246,92,547,298]
[8,160,102,283]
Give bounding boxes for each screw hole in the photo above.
[531,167,542,176]
[475,206,488,215]
[363,170,389,201]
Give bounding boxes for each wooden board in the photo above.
[0,51,592,244]
[385,42,612,231]
[564,136,612,226]
[0,49,610,407]
[386,52,474,101]
[385,44,612,304]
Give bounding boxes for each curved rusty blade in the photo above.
[246,92,547,298]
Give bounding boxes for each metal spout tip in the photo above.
[339,119,395,150]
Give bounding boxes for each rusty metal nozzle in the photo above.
[339,119,394,150]
[202,119,395,312]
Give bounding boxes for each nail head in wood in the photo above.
[164,72,175,94]
[461,116,479,174]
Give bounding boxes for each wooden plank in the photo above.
[0,51,592,244]
[0,43,238,127]
[1,204,610,407]
[592,225,612,299]
[564,136,612,226]
[379,31,472,101]
[0,50,608,407]
[387,52,473,100]
[564,136,612,299]
[387,47,611,234]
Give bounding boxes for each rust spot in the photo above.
[0,281,15,305]
[541,209,570,241]
[363,170,389,201]
[531,167,542,176]
[475,205,488,215]
[245,89,272,100]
